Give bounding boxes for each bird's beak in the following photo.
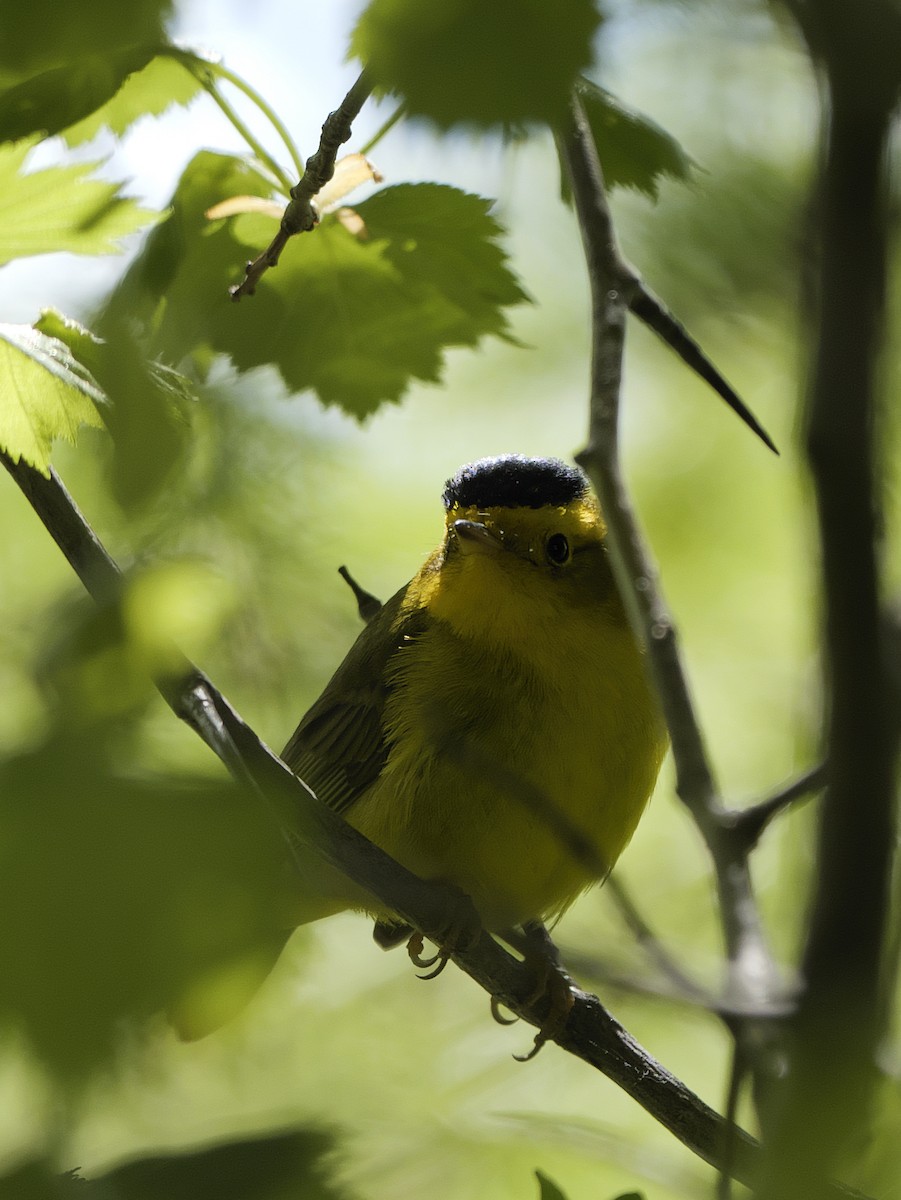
[452,519,503,556]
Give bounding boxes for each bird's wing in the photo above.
[281,584,429,815]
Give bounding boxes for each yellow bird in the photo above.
[280,454,667,958]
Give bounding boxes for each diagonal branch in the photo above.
[556,92,782,1017]
[629,284,778,453]
[230,69,373,300]
[0,445,779,1192]
[721,762,828,852]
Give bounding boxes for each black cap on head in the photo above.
[442,455,589,511]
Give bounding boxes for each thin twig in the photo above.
[231,69,373,300]
[557,92,783,1017]
[630,284,778,454]
[718,1041,747,1200]
[604,875,715,1008]
[721,762,828,850]
[0,455,121,604]
[338,565,382,624]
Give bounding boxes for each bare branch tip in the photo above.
[338,564,383,623]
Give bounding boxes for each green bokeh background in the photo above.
[1,1,899,1197]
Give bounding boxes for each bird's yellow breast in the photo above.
[345,525,667,931]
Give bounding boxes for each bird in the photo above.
[278,455,668,990]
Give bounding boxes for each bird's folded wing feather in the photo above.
[281,585,430,815]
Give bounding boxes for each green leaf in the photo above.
[107,153,529,418]
[0,733,287,1080]
[355,183,530,345]
[536,1170,569,1200]
[62,49,203,146]
[33,308,107,373]
[0,141,159,265]
[0,1160,85,1199]
[0,321,104,474]
[0,0,172,74]
[84,1128,354,1199]
[0,46,154,143]
[37,309,194,507]
[351,0,602,129]
[570,78,696,200]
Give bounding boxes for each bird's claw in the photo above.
[490,996,519,1026]
[489,965,575,1056]
[499,924,576,1060]
[406,930,451,979]
[520,959,576,1059]
[405,897,482,981]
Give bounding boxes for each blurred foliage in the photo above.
[351,0,601,130]
[1,1128,354,1199]
[0,142,156,266]
[624,151,806,323]
[0,0,898,1198]
[0,48,161,142]
[561,79,696,200]
[0,1,171,75]
[83,1127,356,1199]
[0,580,288,1082]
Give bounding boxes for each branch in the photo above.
[757,2,901,1194]
[0,455,121,605]
[175,682,770,1185]
[720,762,828,851]
[1,446,785,1192]
[629,284,778,454]
[602,875,719,1009]
[230,69,373,300]
[557,93,783,1019]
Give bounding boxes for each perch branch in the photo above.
[0,445,799,1194]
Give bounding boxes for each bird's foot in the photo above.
[404,895,482,981]
[513,960,575,1061]
[493,921,576,1060]
[406,929,451,979]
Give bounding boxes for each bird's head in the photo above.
[414,455,624,654]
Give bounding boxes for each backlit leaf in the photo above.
[350,0,602,129]
[0,46,154,143]
[37,308,194,506]
[569,78,696,200]
[0,141,158,265]
[0,321,104,474]
[107,153,529,418]
[62,49,204,146]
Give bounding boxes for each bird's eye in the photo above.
[546,533,571,565]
